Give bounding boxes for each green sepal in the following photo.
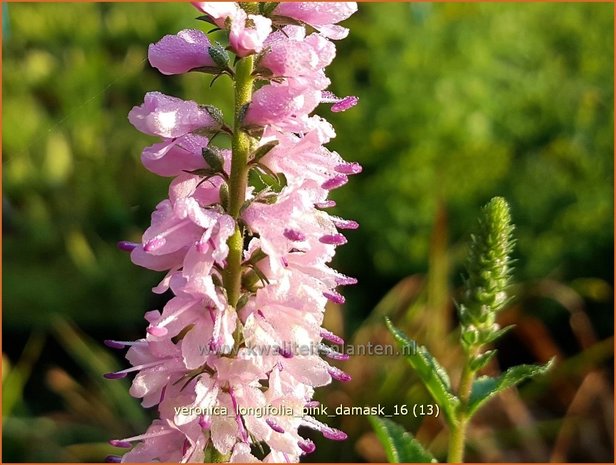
[270,15,305,27]
[219,182,230,211]
[208,43,230,69]
[385,317,459,426]
[241,268,262,292]
[251,140,279,162]
[171,324,195,344]
[259,2,279,16]
[211,272,223,289]
[202,147,224,173]
[202,104,225,128]
[238,2,259,14]
[236,293,250,311]
[245,247,267,265]
[195,15,216,26]
[248,263,270,286]
[369,416,437,463]
[183,168,218,177]
[249,164,287,194]
[467,358,555,417]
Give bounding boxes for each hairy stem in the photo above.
[223,54,255,308]
[447,355,476,463]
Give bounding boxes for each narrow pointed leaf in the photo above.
[369,416,437,463]
[385,317,459,426]
[467,358,555,417]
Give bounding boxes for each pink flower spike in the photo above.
[149,29,217,75]
[320,233,347,245]
[111,2,360,459]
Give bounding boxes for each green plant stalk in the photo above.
[223,54,255,308]
[447,348,477,463]
[448,198,514,462]
[212,19,257,462]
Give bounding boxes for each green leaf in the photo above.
[385,317,459,426]
[467,358,555,417]
[369,416,437,463]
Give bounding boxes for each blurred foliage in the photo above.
[3,2,613,463]
[329,3,613,332]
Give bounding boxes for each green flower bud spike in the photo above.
[448,197,553,463]
[375,198,553,464]
[459,196,515,357]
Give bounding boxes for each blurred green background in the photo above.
[3,2,613,462]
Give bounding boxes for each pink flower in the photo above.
[128,92,219,138]
[193,3,272,57]
[273,2,358,39]
[110,418,206,463]
[192,2,241,28]
[244,82,322,129]
[148,29,218,75]
[141,134,208,177]
[259,30,335,81]
[229,9,272,57]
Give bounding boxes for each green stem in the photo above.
[447,350,477,463]
[223,54,254,308]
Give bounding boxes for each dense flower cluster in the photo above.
[107,2,359,462]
